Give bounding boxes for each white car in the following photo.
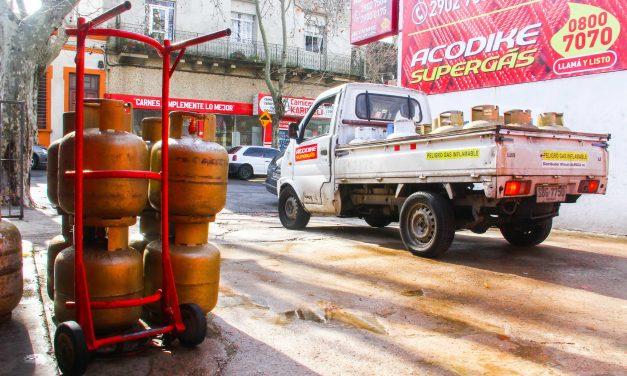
[228,145,281,180]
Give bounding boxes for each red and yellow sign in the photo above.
[400,0,626,93]
[351,0,399,45]
[295,145,318,162]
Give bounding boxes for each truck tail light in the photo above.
[232,155,237,161]
[504,180,531,196]
[578,179,599,193]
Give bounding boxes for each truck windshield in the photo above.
[355,93,422,122]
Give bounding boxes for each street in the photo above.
[2,170,626,375]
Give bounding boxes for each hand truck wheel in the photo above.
[177,303,207,348]
[54,321,90,375]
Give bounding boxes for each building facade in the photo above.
[39,0,363,150]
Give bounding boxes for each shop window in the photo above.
[305,33,324,53]
[36,71,47,130]
[216,115,263,148]
[300,95,336,141]
[231,12,255,42]
[68,73,100,112]
[146,0,175,41]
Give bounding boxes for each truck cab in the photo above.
[279,84,430,213]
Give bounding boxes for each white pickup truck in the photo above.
[276,83,609,257]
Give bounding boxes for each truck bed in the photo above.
[334,125,609,197]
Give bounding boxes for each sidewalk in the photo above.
[0,205,62,375]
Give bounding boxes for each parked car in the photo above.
[265,150,284,195]
[32,145,48,170]
[228,145,280,180]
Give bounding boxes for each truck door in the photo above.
[293,94,338,205]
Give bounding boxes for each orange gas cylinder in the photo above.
[47,107,100,208]
[130,118,163,253]
[148,112,227,217]
[504,109,534,127]
[54,225,143,333]
[141,117,162,149]
[0,218,22,322]
[144,221,220,319]
[57,99,149,219]
[432,110,463,133]
[538,112,570,131]
[471,105,500,122]
[143,239,220,319]
[46,214,72,299]
[47,149,61,207]
[144,112,225,319]
[464,105,502,129]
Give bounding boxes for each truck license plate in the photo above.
[536,185,567,203]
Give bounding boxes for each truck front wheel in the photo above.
[279,187,310,229]
[500,219,552,247]
[399,192,455,258]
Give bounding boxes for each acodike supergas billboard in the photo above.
[400,0,626,94]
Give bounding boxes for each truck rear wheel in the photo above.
[279,187,310,229]
[399,191,455,258]
[500,219,552,247]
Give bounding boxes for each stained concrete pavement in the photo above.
[2,170,626,375]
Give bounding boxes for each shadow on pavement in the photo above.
[0,318,36,376]
[300,224,627,300]
[82,315,320,376]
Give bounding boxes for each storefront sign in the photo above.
[277,120,294,151]
[105,93,253,115]
[400,0,626,94]
[255,94,332,118]
[350,0,399,45]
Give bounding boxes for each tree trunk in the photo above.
[0,0,78,206]
[255,0,289,148]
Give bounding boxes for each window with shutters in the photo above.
[36,71,47,129]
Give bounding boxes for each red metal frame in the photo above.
[65,170,162,180]
[64,1,230,352]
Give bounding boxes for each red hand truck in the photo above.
[54,2,230,374]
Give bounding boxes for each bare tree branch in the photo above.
[255,0,277,99]
[14,0,27,19]
[363,39,397,83]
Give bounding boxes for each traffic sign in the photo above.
[259,110,272,127]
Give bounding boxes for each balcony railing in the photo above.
[110,23,365,77]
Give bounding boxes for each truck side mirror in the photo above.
[288,122,298,139]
